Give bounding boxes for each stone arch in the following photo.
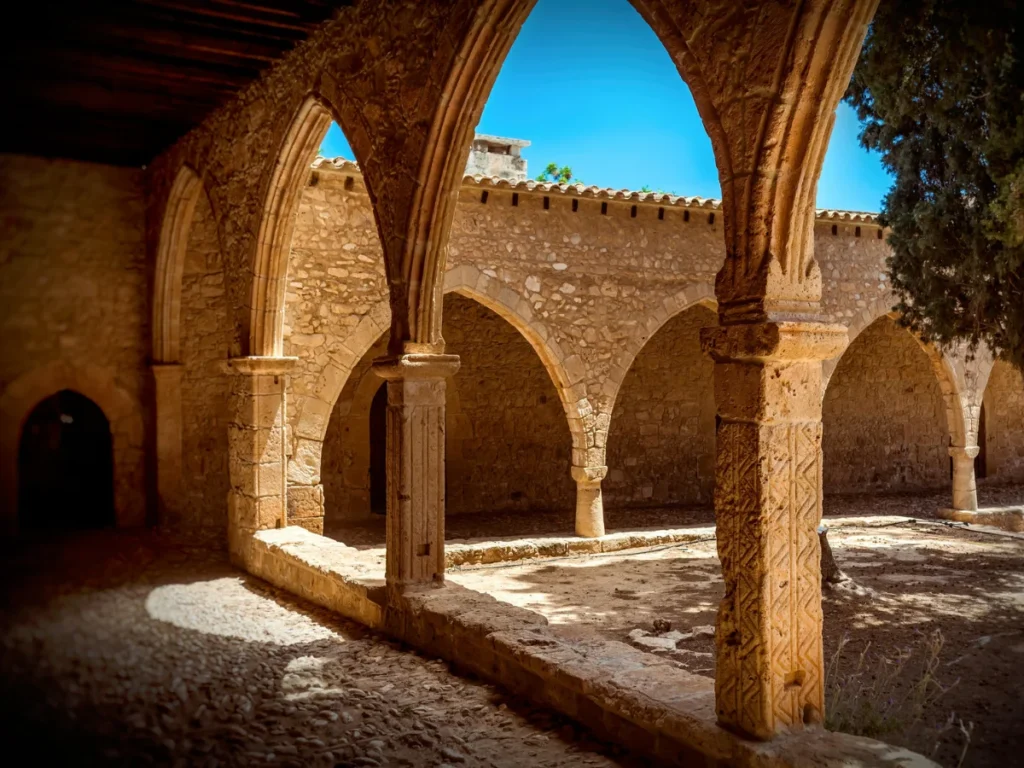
[443,265,590,467]
[0,361,146,533]
[288,265,591,489]
[981,360,1024,482]
[604,283,717,419]
[152,164,204,363]
[605,301,719,510]
[822,314,966,494]
[827,301,968,448]
[249,95,336,357]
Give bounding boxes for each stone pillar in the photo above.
[949,445,980,512]
[702,321,847,741]
[152,363,183,524]
[572,465,607,538]
[372,353,460,589]
[224,356,296,565]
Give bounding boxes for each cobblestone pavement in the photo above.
[0,532,640,767]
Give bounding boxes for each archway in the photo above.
[605,303,717,514]
[981,361,1024,483]
[368,384,388,514]
[321,293,574,535]
[823,315,951,494]
[18,390,114,532]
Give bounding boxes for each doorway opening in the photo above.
[368,383,387,515]
[18,390,115,532]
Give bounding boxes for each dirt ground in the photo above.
[0,532,643,768]
[450,519,1024,767]
[327,484,1024,548]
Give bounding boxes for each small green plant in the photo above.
[535,162,580,185]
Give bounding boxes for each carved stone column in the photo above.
[372,353,460,589]
[224,356,296,565]
[702,321,847,740]
[152,363,183,524]
[572,465,607,538]
[949,445,980,512]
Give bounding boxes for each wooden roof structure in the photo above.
[2,0,350,166]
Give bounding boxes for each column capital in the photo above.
[949,445,981,460]
[223,356,298,376]
[701,321,847,364]
[571,465,607,484]
[372,353,460,381]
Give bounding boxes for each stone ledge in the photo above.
[244,526,935,767]
[439,516,915,568]
[937,506,1024,532]
[249,527,386,629]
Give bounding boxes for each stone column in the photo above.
[572,465,607,538]
[224,356,296,565]
[702,321,847,741]
[372,353,460,589]
[949,445,980,512]
[152,363,184,524]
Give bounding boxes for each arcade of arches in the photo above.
[3,0,1024,762]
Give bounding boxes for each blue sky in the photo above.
[319,0,892,213]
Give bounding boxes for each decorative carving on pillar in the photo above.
[372,353,460,589]
[571,465,607,538]
[223,356,297,565]
[151,363,184,524]
[702,321,847,740]
[949,445,980,512]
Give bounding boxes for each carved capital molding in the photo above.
[701,322,848,365]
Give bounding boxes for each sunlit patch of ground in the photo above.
[451,519,1024,767]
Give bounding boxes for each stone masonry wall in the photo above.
[0,154,149,527]
[605,304,717,508]
[822,316,949,494]
[178,191,239,532]
[443,293,575,517]
[984,361,1024,483]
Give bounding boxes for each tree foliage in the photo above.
[535,162,580,185]
[846,0,1024,370]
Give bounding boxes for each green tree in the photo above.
[846,0,1024,370]
[536,162,580,185]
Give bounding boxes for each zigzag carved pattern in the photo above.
[716,420,827,738]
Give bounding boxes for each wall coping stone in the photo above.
[247,526,935,767]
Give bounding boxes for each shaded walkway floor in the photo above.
[0,532,641,767]
[326,485,1024,548]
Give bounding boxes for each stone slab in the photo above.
[937,506,1024,532]
[244,525,935,767]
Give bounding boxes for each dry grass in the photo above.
[825,629,971,763]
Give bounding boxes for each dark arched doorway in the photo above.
[368,383,388,515]
[18,390,115,532]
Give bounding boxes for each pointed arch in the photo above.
[249,95,335,357]
[389,0,537,351]
[443,265,589,468]
[0,361,145,533]
[152,165,203,363]
[827,309,969,450]
[604,283,717,417]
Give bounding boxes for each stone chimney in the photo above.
[465,134,530,182]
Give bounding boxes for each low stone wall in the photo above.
[247,526,935,767]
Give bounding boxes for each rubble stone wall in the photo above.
[984,361,1024,482]
[178,191,239,532]
[605,304,717,508]
[822,316,950,493]
[0,155,149,527]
